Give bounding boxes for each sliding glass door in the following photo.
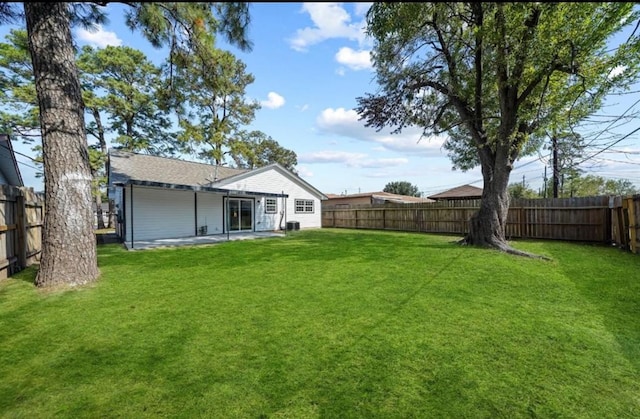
[227,198,253,232]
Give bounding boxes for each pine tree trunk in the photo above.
[90,107,113,229]
[26,2,100,287]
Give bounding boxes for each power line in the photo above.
[574,125,640,166]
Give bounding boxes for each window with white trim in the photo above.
[295,199,314,214]
[265,198,277,214]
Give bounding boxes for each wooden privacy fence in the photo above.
[322,195,640,253]
[0,185,44,279]
[611,195,640,254]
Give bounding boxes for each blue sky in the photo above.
[5,2,640,196]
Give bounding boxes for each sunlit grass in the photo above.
[1,229,638,418]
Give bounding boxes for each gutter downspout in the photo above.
[283,191,287,236]
[226,190,230,241]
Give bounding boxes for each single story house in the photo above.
[107,150,327,248]
[323,191,434,208]
[0,134,24,187]
[427,184,483,201]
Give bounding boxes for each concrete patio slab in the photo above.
[123,231,286,250]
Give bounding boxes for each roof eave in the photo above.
[115,179,289,198]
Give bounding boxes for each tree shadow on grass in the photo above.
[542,241,640,374]
[11,264,38,285]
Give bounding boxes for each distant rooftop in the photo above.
[325,191,434,203]
[428,184,483,200]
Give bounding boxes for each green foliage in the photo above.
[77,45,176,156]
[231,130,298,173]
[173,47,259,165]
[545,173,638,197]
[0,4,276,171]
[124,3,251,52]
[1,229,639,416]
[357,3,640,171]
[0,29,40,144]
[508,182,539,199]
[383,180,421,196]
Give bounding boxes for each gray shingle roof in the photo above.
[428,184,483,200]
[108,150,247,187]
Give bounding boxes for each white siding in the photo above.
[128,186,195,241]
[220,168,322,229]
[254,196,283,231]
[196,192,224,235]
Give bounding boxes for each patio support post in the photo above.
[194,192,198,236]
[226,190,230,241]
[130,184,134,249]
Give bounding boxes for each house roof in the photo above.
[427,184,483,200]
[107,150,325,199]
[215,163,328,200]
[325,191,434,203]
[108,150,247,188]
[0,134,24,187]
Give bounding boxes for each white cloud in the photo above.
[298,104,310,112]
[289,3,367,52]
[261,92,285,109]
[299,150,367,164]
[316,108,447,156]
[335,47,372,71]
[356,158,408,168]
[75,24,122,48]
[354,3,373,17]
[296,165,314,178]
[298,150,408,170]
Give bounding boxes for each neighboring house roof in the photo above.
[325,191,434,204]
[428,184,483,200]
[108,150,247,188]
[0,134,24,187]
[215,163,328,200]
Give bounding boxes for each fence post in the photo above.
[628,197,637,254]
[15,190,26,270]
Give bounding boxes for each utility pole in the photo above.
[543,166,547,198]
[522,175,525,188]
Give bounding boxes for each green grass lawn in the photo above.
[1,229,639,418]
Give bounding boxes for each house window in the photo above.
[265,198,277,214]
[295,199,314,214]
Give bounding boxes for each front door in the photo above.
[227,198,253,232]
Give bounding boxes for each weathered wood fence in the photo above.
[0,185,44,278]
[322,195,640,253]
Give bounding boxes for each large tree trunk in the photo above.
[26,2,100,287]
[465,160,511,249]
[463,150,545,259]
